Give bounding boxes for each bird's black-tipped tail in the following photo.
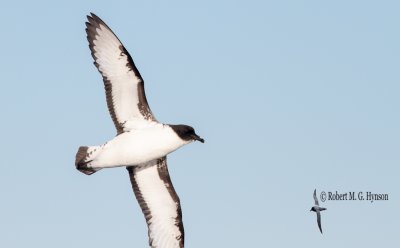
[75,146,101,175]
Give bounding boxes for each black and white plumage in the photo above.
[75,13,204,248]
[127,158,184,247]
[310,189,327,234]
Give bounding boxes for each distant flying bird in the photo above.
[75,13,204,248]
[310,189,327,234]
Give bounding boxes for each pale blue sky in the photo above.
[0,1,399,247]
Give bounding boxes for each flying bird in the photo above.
[75,13,204,248]
[310,189,327,234]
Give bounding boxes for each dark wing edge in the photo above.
[157,158,185,246]
[317,211,323,234]
[85,13,156,133]
[127,157,184,248]
[313,189,319,206]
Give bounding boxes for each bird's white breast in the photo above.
[91,124,188,168]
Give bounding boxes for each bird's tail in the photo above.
[75,145,102,175]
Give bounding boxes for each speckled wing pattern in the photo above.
[85,13,156,134]
[127,157,184,248]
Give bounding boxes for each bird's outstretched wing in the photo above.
[86,13,156,134]
[313,189,319,206]
[127,157,184,248]
[316,211,323,234]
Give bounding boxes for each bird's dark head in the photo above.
[310,207,316,212]
[170,124,204,143]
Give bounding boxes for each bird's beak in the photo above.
[192,134,205,143]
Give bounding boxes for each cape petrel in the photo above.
[310,189,327,234]
[75,13,204,248]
